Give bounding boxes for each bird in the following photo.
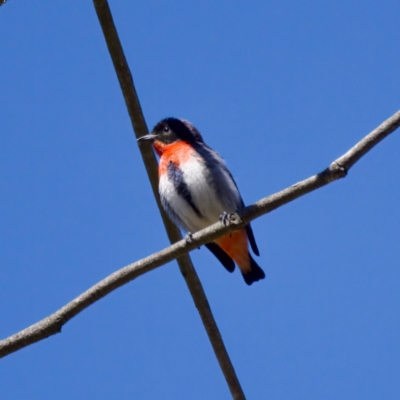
[138,118,265,285]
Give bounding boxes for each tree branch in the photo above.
[93,1,245,399]
[1,110,399,361]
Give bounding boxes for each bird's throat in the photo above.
[156,141,196,175]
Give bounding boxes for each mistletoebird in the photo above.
[138,118,265,285]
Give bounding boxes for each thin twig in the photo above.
[1,110,399,362]
[92,1,245,398]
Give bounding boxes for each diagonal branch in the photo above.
[1,109,399,362]
[93,1,245,398]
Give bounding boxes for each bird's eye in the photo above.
[163,126,170,133]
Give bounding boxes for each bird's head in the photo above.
[137,118,204,155]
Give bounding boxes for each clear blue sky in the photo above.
[1,1,399,399]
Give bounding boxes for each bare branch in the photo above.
[1,110,399,361]
[93,1,245,398]
[243,110,400,223]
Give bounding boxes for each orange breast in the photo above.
[155,141,196,175]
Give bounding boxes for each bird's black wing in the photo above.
[200,143,260,257]
[223,165,260,257]
[245,223,260,256]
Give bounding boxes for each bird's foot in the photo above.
[184,232,194,244]
[219,212,240,226]
[219,212,230,226]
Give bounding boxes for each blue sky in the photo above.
[1,1,399,399]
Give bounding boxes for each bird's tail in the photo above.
[214,230,265,285]
[242,254,265,285]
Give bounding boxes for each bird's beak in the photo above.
[137,133,158,143]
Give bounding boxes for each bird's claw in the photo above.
[219,212,238,226]
[219,212,229,226]
[185,232,194,244]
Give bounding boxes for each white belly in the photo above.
[159,157,240,233]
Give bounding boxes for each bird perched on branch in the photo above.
[138,118,265,285]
